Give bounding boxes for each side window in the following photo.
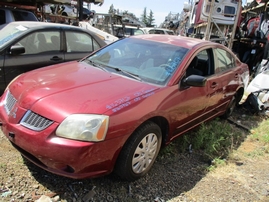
[155,30,165,34]
[0,10,6,25]
[16,31,60,54]
[197,50,209,61]
[186,49,213,77]
[125,28,134,36]
[66,31,100,52]
[214,48,235,73]
[134,29,144,35]
[167,31,175,35]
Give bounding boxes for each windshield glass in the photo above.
[0,24,28,47]
[85,38,188,85]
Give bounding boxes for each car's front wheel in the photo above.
[114,121,162,181]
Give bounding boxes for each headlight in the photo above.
[56,114,109,142]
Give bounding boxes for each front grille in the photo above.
[20,110,53,131]
[4,90,17,115]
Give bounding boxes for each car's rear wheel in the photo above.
[222,95,236,118]
[114,121,162,181]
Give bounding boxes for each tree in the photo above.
[141,7,148,26]
[141,7,156,27]
[123,10,129,15]
[147,10,155,27]
[108,4,115,14]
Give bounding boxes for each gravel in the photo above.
[1,108,269,202]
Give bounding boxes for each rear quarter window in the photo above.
[149,30,165,34]
[12,10,37,21]
[66,31,100,52]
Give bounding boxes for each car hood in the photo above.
[9,61,159,122]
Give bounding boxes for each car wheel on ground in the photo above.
[222,95,237,118]
[114,121,162,181]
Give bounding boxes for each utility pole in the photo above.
[78,0,83,21]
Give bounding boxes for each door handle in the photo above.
[50,56,63,61]
[211,82,218,88]
[235,73,239,79]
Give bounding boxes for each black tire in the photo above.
[244,93,260,114]
[114,121,162,181]
[222,96,236,118]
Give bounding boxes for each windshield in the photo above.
[0,24,28,47]
[85,38,188,85]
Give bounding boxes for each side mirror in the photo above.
[9,45,25,55]
[182,75,207,87]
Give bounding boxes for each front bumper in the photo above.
[0,107,124,179]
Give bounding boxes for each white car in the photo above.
[141,27,176,35]
[113,26,176,37]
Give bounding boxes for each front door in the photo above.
[2,30,64,93]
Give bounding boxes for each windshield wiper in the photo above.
[86,60,108,72]
[85,59,141,81]
[106,66,142,81]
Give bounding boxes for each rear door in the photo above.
[196,48,226,114]
[207,47,240,113]
[2,30,64,92]
[188,46,239,118]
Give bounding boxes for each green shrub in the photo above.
[189,119,242,159]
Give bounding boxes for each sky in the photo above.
[90,0,184,26]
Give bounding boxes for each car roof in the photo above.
[3,21,107,47]
[0,7,32,12]
[141,27,172,31]
[113,24,141,29]
[129,34,216,49]
[7,21,83,30]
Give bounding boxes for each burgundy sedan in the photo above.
[0,35,249,181]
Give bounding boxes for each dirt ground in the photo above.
[0,107,269,202]
[175,137,269,202]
